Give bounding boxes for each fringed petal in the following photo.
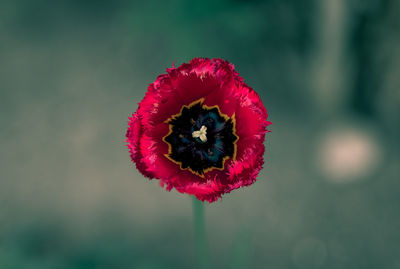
[126,58,271,202]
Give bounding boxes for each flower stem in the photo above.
[192,196,209,269]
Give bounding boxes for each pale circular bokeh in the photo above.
[316,124,383,183]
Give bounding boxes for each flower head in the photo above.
[126,58,271,202]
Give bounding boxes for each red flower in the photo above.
[126,58,271,202]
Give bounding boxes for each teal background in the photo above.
[1,0,399,268]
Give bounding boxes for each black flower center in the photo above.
[163,100,237,175]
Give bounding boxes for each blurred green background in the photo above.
[1,0,399,268]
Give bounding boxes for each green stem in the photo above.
[192,196,209,269]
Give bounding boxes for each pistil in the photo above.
[192,125,207,142]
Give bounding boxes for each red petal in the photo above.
[126,113,155,178]
[126,58,271,202]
